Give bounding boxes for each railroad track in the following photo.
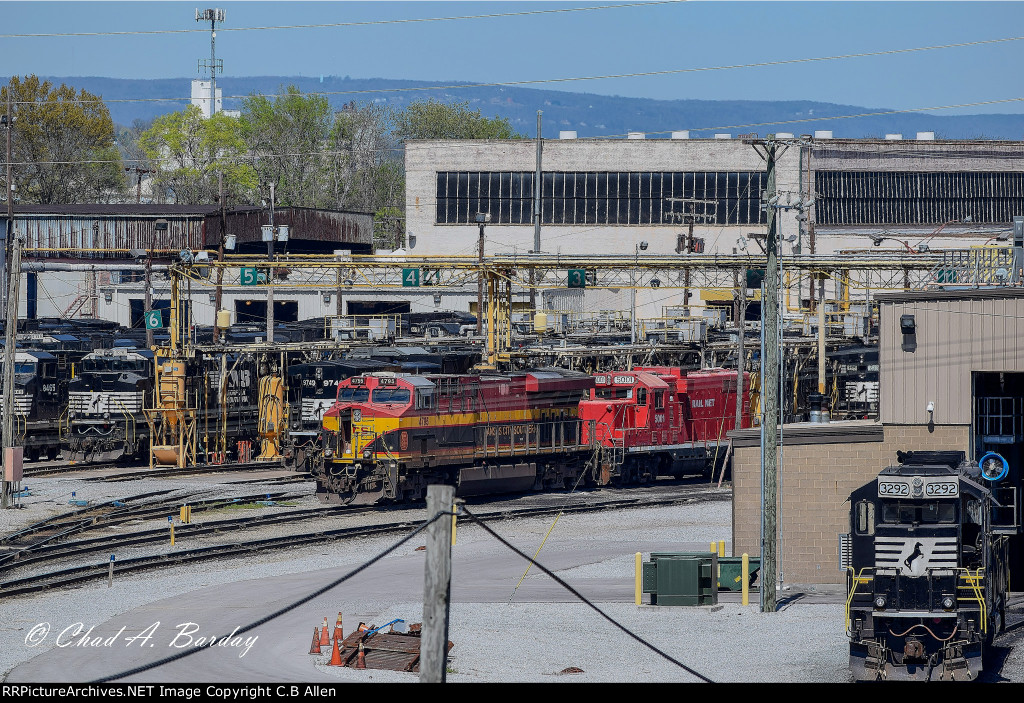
[0,483,728,599]
[0,490,300,561]
[22,459,291,482]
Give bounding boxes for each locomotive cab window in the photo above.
[338,387,370,403]
[654,391,665,409]
[415,391,435,410]
[636,388,648,406]
[881,501,956,525]
[855,500,875,535]
[372,388,411,405]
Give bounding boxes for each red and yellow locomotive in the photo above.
[316,369,595,504]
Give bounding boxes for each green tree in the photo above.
[326,101,403,216]
[239,86,334,207]
[393,99,523,141]
[139,104,256,204]
[1,75,126,203]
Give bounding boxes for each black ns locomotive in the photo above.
[844,452,1016,681]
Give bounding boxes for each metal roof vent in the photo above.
[627,131,645,140]
[671,130,690,140]
[916,131,935,140]
[885,134,903,140]
[558,131,577,140]
[775,132,795,138]
[714,133,732,139]
[814,130,833,139]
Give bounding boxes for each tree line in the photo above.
[1,76,521,249]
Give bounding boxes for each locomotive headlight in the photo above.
[363,449,372,459]
[873,595,887,610]
[942,596,955,610]
[103,412,111,420]
[323,448,333,459]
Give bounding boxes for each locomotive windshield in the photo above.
[880,500,956,525]
[3,362,36,374]
[372,388,411,404]
[81,357,147,373]
[594,387,633,400]
[338,387,370,403]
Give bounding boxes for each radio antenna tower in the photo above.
[196,8,225,117]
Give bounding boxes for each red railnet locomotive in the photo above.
[315,366,752,503]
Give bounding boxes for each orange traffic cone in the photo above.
[333,612,343,643]
[309,627,322,655]
[327,636,343,666]
[355,641,366,669]
[319,617,330,646]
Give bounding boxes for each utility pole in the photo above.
[124,166,152,204]
[475,213,490,336]
[3,90,13,316]
[735,276,746,432]
[1,234,22,509]
[212,172,226,343]
[757,136,781,613]
[196,8,225,117]
[530,111,542,313]
[265,183,275,344]
[420,484,454,683]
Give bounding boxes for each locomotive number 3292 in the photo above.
[878,481,910,496]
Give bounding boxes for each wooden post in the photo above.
[420,484,454,683]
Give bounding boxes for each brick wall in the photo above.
[732,422,969,585]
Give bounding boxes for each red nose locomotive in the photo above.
[316,368,595,504]
[579,366,752,483]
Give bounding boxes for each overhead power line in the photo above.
[0,1,683,39]
[7,33,1024,108]
[8,95,1024,168]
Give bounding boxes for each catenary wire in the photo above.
[460,505,715,683]
[0,2,682,39]
[5,33,1024,106]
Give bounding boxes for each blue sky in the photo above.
[3,1,1024,114]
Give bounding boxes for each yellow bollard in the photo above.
[451,512,457,546]
[170,523,175,546]
[742,553,749,606]
[710,541,716,554]
[718,540,726,557]
[635,552,642,606]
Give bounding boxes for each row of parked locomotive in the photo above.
[311,365,751,504]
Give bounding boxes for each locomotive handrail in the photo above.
[957,568,987,633]
[112,397,136,449]
[844,566,875,632]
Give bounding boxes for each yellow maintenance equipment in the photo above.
[257,374,284,461]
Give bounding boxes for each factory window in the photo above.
[814,170,1024,224]
[435,171,767,226]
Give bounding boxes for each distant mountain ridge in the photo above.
[43,74,1024,140]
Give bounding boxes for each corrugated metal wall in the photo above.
[879,293,1024,425]
[18,215,204,257]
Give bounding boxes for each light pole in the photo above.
[630,240,648,345]
[475,212,490,336]
[263,184,275,344]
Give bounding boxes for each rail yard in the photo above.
[6,1,1024,686]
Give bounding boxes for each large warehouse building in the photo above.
[404,133,1024,318]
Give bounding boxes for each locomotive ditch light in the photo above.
[942,596,955,610]
[873,595,887,610]
[363,450,372,459]
[323,449,333,459]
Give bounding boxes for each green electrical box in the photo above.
[642,553,718,606]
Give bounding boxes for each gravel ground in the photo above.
[2,480,1021,683]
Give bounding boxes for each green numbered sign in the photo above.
[144,310,164,330]
[240,267,266,286]
[567,269,587,289]
[402,268,420,287]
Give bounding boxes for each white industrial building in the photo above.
[404,133,1024,320]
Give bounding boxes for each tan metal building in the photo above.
[731,287,1024,587]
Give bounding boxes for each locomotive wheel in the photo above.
[25,447,40,462]
[46,447,59,461]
